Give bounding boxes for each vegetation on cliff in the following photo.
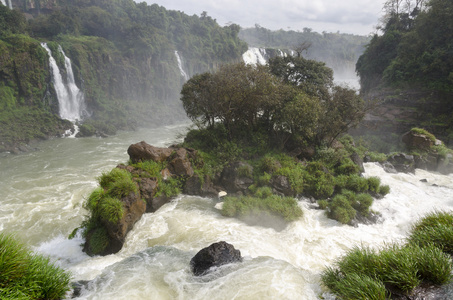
[322,211,453,299]
[355,0,453,145]
[0,233,71,299]
[0,0,247,151]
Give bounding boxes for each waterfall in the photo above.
[242,47,268,65]
[1,0,12,9]
[174,51,189,81]
[41,43,85,123]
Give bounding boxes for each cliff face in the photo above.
[0,0,248,151]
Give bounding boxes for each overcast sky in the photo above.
[139,0,385,36]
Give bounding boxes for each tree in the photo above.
[268,55,333,100]
[181,59,365,150]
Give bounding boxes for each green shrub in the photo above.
[328,194,356,224]
[237,164,253,178]
[85,187,105,212]
[0,233,71,299]
[259,155,281,173]
[378,184,390,196]
[317,199,328,209]
[257,172,271,186]
[221,195,303,222]
[334,174,349,191]
[367,176,381,193]
[157,177,182,197]
[335,158,360,175]
[87,227,109,255]
[346,174,369,192]
[107,173,138,198]
[367,151,388,163]
[304,162,335,198]
[276,164,306,194]
[254,186,273,198]
[354,193,373,215]
[98,196,124,223]
[132,160,163,177]
[98,168,132,190]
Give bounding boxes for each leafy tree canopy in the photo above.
[181,57,365,150]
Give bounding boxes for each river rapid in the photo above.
[1,124,453,299]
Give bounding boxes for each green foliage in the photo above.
[367,176,381,193]
[354,193,373,215]
[321,269,387,300]
[335,158,360,175]
[87,227,109,256]
[322,243,453,298]
[410,128,437,143]
[378,184,390,196]
[328,194,356,224]
[221,195,303,222]
[98,196,124,223]
[409,224,453,255]
[323,211,453,298]
[303,162,335,198]
[345,174,369,192]
[0,233,71,299]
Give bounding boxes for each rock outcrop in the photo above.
[190,241,243,276]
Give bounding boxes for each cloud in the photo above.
[139,0,383,35]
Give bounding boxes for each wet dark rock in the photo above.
[420,179,428,183]
[71,280,90,298]
[190,241,242,276]
[128,141,173,163]
[387,153,415,173]
[402,130,435,150]
[270,175,295,196]
[350,152,365,173]
[382,161,398,174]
[184,174,219,197]
[219,161,254,193]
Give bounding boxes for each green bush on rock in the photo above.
[221,194,303,223]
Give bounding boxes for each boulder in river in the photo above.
[190,241,242,276]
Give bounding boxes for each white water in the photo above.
[41,43,85,122]
[175,51,189,81]
[242,47,267,65]
[1,0,12,9]
[1,124,453,299]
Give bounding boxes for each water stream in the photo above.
[41,43,85,123]
[1,124,452,299]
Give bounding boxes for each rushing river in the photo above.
[1,124,453,299]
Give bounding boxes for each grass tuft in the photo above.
[0,233,71,299]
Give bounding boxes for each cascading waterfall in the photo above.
[175,50,189,81]
[1,0,12,9]
[242,47,268,65]
[41,43,85,137]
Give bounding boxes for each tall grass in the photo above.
[322,211,453,298]
[0,233,71,299]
